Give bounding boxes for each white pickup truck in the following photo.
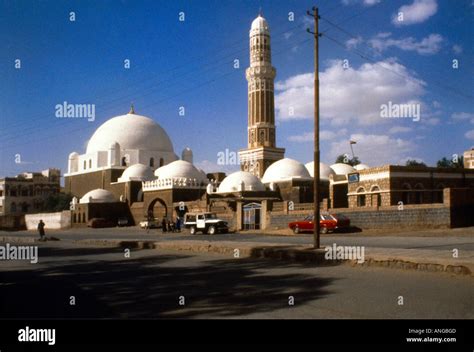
[184,212,229,235]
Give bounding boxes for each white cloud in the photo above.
[342,0,381,6]
[346,36,363,49]
[288,129,347,143]
[465,130,474,140]
[275,59,426,125]
[451,112,474,123]
[452,44,463,54]
[388,126,413,134]
[328,133,417,165]
[368,33,443,55]
[392,0,438,26]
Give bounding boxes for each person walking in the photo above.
[161,217,167,233]
[37,220,46,241]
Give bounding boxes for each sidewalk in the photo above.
[1,234,472,276]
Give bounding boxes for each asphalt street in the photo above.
[3,226,474,251]
[1,241,472,319]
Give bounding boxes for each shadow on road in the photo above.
[0,245,337,319]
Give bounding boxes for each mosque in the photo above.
[64,14,474,230]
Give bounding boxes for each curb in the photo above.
[1,236,471,277]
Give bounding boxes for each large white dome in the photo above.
[305,162,336,181]
[80,189,117,203]
[262,158,312,184]
[86,112,174,154]
[330,163,356,175]
[354,164,370,171]
[118,164,155,182]
[218,171,265,193]
[154,160,208,183]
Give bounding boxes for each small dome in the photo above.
[330,163,356,175]
[354,164,370,171]
[80,189,116,204]
[305,162,335,181]
[69,152,79,159]
[218,171,265,193]
[86,112,174,154]
[250,15,269,34]
[154,160,207,183]
[262,158,312,184]
[118,164,155,182]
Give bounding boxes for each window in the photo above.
[150,158,154,167]
[402,183,411,205]
[414,184,424,204]
[121,157,127,166]
[371,186,381,207]
[73,213,77,223]
[10,202,16,213]
[89,159,92,168]
[159,158,164,167]
[357,187,366,207]
[84,160,87,170]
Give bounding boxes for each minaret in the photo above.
[239,13,285,178]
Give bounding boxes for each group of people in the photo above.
[161,216,181,233]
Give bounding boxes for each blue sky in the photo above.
[1,0,473,180]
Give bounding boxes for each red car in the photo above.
[288,214,350,234]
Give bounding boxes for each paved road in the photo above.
[3,226,474,251]
[0,241,472,319]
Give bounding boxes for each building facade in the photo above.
[239,14,285,178]
[464,148,474,169]
[0,169,61,216]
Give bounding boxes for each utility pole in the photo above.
[307,6,320,249]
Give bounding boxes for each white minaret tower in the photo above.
[239,13,285,178]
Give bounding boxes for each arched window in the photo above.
[402,183,411,205]
[82,213,86,223]
[414,183,424,204]
[10,202,16,213]
[121,157,127,166]
[357,187,366,207]
[150,158,154,167]
[89,159,92,168]
[434,184,444,203]
[84,160,87,170]
[371,186,381,207]
[73,213,77,223]
[159,158,164,167]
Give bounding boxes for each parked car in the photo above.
[87,218,116,228]
[117,217,129,227]
[184,212,228,235]
[288,213,350,234]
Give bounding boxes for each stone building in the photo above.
[0,168,60,216]
[464,147,474,169]
[332,165,474,209]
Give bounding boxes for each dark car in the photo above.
[288,213,351,234]
[87,218,116,228]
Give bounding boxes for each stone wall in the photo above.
[266,205,452,230]
[0,215,25,230]
[25,211,71,230]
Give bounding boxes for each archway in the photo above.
[147,197,168,221]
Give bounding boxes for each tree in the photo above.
[436,156,464,168]
[405,159,427,167]
[44,193,73,212]
[335,154,361,166]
